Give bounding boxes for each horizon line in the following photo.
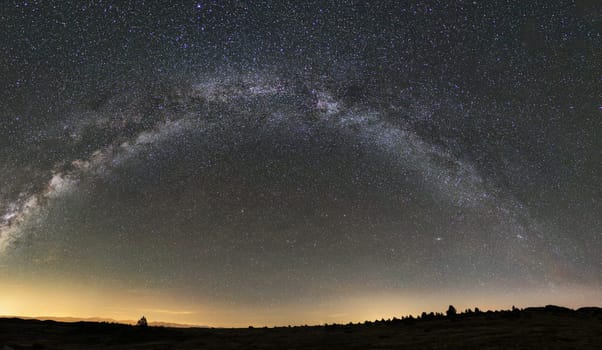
[2,304,600,329]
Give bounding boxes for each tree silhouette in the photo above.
[446,305,457,317]
[137,316,148,327]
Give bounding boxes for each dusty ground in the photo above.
[1,306,601,349]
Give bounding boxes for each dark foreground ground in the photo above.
[1,306,601,349]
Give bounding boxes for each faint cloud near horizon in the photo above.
[138,308,197,315]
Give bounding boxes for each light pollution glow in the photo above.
[2,276,601,327]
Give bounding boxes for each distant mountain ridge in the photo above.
[0,315,204,328]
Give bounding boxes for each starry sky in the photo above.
[0,0,601,327]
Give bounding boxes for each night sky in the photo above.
[1,1,601,327]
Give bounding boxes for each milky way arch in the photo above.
[0,70,574,297]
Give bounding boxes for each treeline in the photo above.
[287,305,602,329]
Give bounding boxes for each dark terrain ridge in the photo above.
[1,306,601,349]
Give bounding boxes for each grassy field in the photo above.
[1,306,601,349]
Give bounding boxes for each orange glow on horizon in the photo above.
[2,276,601,327]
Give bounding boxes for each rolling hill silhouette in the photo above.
[1,305,601,349]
